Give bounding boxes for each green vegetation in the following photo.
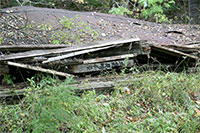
[109,6,132,16]
[1,70,200,132]
[1,0,192,23]
[49,16,99,45]
[137,0,176,23]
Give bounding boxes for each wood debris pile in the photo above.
[0,38,147,77]
[0,37,198,78]
[0,37,199,99]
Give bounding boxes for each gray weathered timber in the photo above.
[42,46,114,64]
[0,76,143,99]
[0,38,140,61]
[83,54,136,64]
[161,44,200,53]
[82,41,147,59]
[151,45,198,60]
[0,89,25,98]
[7,61,73,77]
[67,59,135,73]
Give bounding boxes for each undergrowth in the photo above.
[1,71,200,132]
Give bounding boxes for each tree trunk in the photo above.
[188,0,200,24]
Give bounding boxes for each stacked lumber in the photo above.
[0,38,150,77]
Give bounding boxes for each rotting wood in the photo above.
[42,45,114,64]
[83,54,137,64]
[151,45,199,60]
[161,44,200,53]
[0,89,25,98]
[67,59,135,73]
[0,82,28,91]
[51,58,83,65]
[82,41,147,59]
[0,38,140,61]
[6,61,73,77]
[0,76,143,99]
[72,77,143,92]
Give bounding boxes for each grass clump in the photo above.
[1,71,200,132]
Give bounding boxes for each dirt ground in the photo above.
[0,6,200,46]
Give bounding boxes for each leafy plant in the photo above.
[137,0,176,23]
[2,74,13,85]
[49,16,99,45]
[109,6,132,16]
[1,70,200,132]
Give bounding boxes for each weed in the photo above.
[1,71,200,132]
[2,74,14,85]
[109,6,132,16]
[49,16,99,45]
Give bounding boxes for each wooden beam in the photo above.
[83,54,137,64]
[67,59,135,73]
[42,45,114,64]
[151,45,199,60]
[0,76,143,99]
[6,61,73,77]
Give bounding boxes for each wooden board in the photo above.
[151,45,198,60]
[42,45,114,64]
[67,59,135,73]
[6,61,73,77]
[83,54,137,64]
[0,76,143,99]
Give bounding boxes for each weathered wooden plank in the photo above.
[71,77,143,92]
[0,76,143,99]
[6,61,73,77]
[0,38,140,61]
[51,58,83,65]
[83,54,136,64]
[42,45,114,64]
[151,45,199,60]
[82,41,147,59]
[0,89,25,98]
[161,44,200,53]
[67,59,135,73]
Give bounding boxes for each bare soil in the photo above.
[0,6,200,46]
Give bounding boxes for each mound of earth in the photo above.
[0,6,200,46]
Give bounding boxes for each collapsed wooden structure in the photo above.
[0,37,198,77]
[0,37,200,99]
[0,38,142,76]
